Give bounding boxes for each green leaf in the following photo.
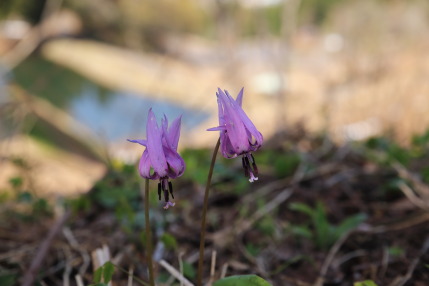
[93,266,103,283]
[183,262,196,279]
[0,273,18,286]
[289,202,314,217]
[354,280,379,286]
[335,213,367,237]
[290,225,313,239]
[161,233,177,250]
[103,261,115,283]
[214,275,272,286]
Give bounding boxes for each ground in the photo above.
[1,127,429,286]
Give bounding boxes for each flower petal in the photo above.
[139,149,158,179]
[146,109,168,177]
[127,139,147,146]
[219,89,249,154]
[235,87,244,107]
[166,115,182,151]
[207,126,226,131]
[164,147,185,178]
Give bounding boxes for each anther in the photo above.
[157,182,161,200]
[242,156,249,177]
[251,154,259,176]
[168,181,174,199]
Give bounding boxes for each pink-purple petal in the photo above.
[167,115,182,151]
[146,109,168,177]
[127,139,147,146]
[139,150,157,179]
[164,147,185,178]
[235,87,244,107]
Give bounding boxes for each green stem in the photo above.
[144,178,155,286]
[197,137,221,286]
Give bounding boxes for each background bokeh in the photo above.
[2,1,429,285]
[2,0,429,195]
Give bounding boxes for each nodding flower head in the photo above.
[128,109,185,209]
[208,88,263,182]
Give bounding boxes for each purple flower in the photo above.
[128,109,185,209]
[208,88,263,182]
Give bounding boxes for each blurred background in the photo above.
[1,0,429,196]
[2,0,429,197]
[1,1,429,285]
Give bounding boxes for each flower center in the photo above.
[158,178,175,209]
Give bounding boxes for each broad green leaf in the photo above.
[161,233,177,250]
[93,266,103,283]
[183,262,196,279]
[213,274,272,286]
[354,280,378,286]
[103,261,115,283]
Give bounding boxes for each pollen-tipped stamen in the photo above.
[157,182,162,200]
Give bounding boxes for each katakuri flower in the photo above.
[128,109,185,209]
[208,88,263,182]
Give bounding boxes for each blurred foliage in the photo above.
[289,201,367,250]
[213,275,271,286]
[258,149,300,178]
[0,0,46,23]
[0,273,17,286]
[92,261,115,285]
[364,137,412,165]
[354,281,379,286]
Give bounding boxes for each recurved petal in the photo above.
[220,132,239,158]
[164,147,185,178]
[146,109,168,177]
[138,150,158,179]
[127,139,147,146]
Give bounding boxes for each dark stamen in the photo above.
[168,181,174,199]
[251,154,259,176]
[164,189,169,203]
[242,156,249,177]
[157,182,161,200]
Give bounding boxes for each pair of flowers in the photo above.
[128,88,263,209]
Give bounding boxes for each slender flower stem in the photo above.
[144,178,155,286]
[197,137,221,286]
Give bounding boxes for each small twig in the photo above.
[237,188,293,233]
[206,250,217,286]
[397,182,429,210]
[128,267,134,286]
[159,259,194,286]
[220,263,228,279]
[179,252,184,286]
[389,236,429,286]
[75,275,84,286]
[393,162,429,199]
[21,210,70,286]
[314,230,353,286]
[379,245,389,279]
[62,227,90,275]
